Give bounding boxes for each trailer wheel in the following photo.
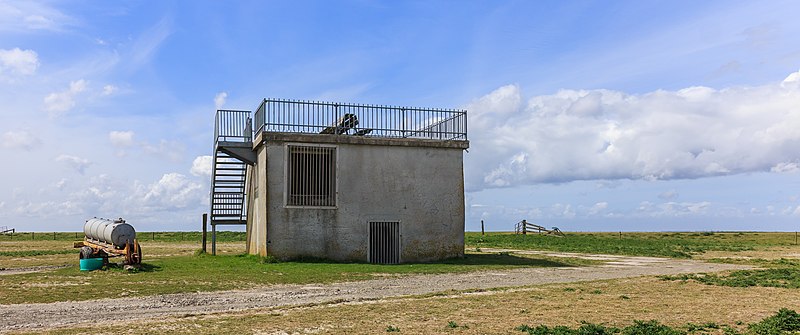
[134,242,142,265]
[79,246,93,259]
[125,241,142,265]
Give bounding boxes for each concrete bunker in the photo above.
[211,99,468,263]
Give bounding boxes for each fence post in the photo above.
[211,224,217,256]
[481,220,485,235]
[53,232,56,240]
[32,232,34,240]
[202,213,207,253]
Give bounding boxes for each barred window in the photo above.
[286,145,337,207]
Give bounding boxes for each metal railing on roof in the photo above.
[214,110,252,144]
[253,98,467,141]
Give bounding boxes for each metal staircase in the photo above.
[211,110,256,226]
[210,151,248,224]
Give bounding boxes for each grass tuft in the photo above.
[747,308,800,335]
[660,268,800,289]
[513,309,799,335]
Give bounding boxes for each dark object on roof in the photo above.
[320,114,358,134]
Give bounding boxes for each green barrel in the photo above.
[79,258,104,271]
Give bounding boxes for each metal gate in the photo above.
[368,221,400,264]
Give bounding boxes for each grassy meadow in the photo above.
[2,231,799,334]
[466,231,798,258]
[0,231,598,305]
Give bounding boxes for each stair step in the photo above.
[209,220,247,225]
[211,147,247,226]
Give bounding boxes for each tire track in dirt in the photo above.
[0,252,748,333]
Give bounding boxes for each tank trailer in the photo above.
[74,217,142,265]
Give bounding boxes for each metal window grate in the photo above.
[368,221,400,264]
[286,145,336,207]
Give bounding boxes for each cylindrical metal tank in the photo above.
[83,217,136,248]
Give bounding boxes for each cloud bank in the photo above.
[465,70,800,191]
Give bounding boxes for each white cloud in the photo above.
[142,139,185,162]
[635,201,712,217]
[550,203,576,219]
[0,1,74,32]
[0,48,39,79]
[1,129,42,150]
[465,71,800,191]
[10,170,208,220]
[135,173,204,210]
[108,131,134,147]
[587,202,608,215]
[102,84,118,96]
[130,16,172,67]
[782,69,800,89]
[658,190,679,200]
[55,154,91,174]
[43,79,87,116]
[190,155,213,177]
[771,162,800,173]
[53,179,67,190]
[214,92,227,110]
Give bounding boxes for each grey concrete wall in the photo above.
[252,135,466,263]
[246,145,269,256]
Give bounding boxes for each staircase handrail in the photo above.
[215,110,253,144]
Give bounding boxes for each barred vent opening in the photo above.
[287,145,336,207]
[368,221,400,264]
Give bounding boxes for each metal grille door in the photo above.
[368,221,400,264]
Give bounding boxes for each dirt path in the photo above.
[0,251,747,333]
[0,265,69,276]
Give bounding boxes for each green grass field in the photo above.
[0,233,598,304]
[2,231,798,305]
[466,231,798,258]
[3,231,800,334]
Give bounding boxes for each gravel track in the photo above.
[0,265,69,276]
[0,251,747,333]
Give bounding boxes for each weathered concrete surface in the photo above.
[0,253,748,333]
[250,136,467,263]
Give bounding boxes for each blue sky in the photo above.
[2,0,800,232]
